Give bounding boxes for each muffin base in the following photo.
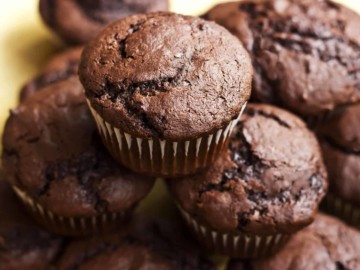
[13,186,131,237]
[321,193,360,229]
[87,100,247,177]
[178,207,290,259]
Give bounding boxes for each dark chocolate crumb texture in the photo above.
[205,0,360,118]
[79,12,253,140]
[2,77,155,220]
[168,104,328,235]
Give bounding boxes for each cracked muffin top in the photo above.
[39,0,169,44]
[316,104,360,206]
[57,216,215,270]
[2,77,155,217]
[79,12,253,140]
[204,0,360,118]
[227,214,360,270]
[0,172,63,270]
[20,46,83,102]
[167,104,327,235]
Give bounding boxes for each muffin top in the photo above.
[227,214,360,270]
[167,104,327,235]
[39,0,169,44]
[20,46,83,102]
[0,172,62,270]
[80,12,253,140]
[317,104,360,151]
[317,104,360,206]
[205,0,360,117]
[57,216,215,270]
[2,77,155,217]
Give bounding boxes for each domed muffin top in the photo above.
[20,46,83,102]
[168,104,327,235]
[205,0,360,117]
[80,12,253,140]
[2,78,155,217]
[39,0,169,44]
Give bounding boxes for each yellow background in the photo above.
[0,0,359,268]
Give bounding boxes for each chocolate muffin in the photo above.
[0,171,63,270]
[204,0,360,123]
[57,216,215,270]
[2,77,155,236]
[20,46,83,102]
[167,104,327,258]
[39,0,169,44]
[80,12,253,177]
[227,214,360,270]
[316,104,360,228]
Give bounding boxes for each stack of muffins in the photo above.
[1,0,360,269]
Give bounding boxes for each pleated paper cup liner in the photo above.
[13,186,131,237]
[87,100,247,177]
[321,193,360,229]
[178,207,291,259]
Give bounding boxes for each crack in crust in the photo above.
[116,20,145,59]
[232,0,360,114]
[246,3,360,78]
[2,79,156,227]
[193,105,327,231]
[245,107,291,128]
[228,123,267,181]
[104,65,185,100]
[39,135,115,212]
[100,64,186,138]
[258,20,360,72]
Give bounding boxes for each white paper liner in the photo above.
[178,207,290,258]
[322,193,360,228]
[87,100,247,176]
[13,186,128,236]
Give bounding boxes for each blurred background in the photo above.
[1,0,360,146]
